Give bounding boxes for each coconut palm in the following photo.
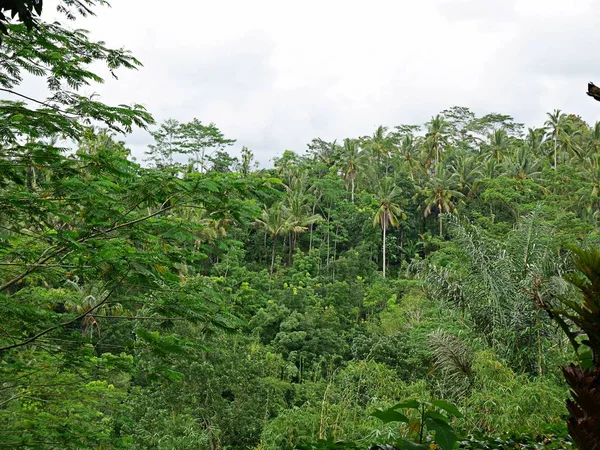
[486,129,511,163]
[255,203,289,275]
[363,125,395,174]
[397,134,424,179]
[422,167,465,236]
[284,191,322,259]
[526,127,545,157]
[339,138,362,202]
[502,146,542,181]
[448,152,483,196]
[424,115,450,171]
[372,177,406,278]
[544,109,574,170]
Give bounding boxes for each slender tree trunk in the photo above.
[553,134,557,170]
[351,176,355,203]
[270,236,276,276]
[439,214,443,237]
[326,202,331,267]
[382,220,387,278]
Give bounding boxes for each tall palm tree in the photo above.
[364,125,394,174]
[255,203,289,275]
[423,167,465,236]
[580,121,600,161]
[448,151,483,196]
[487,129,510,163]
[425,115,450,171]
[340,138,362,202]
[284,191,322,259]
[372,177,406,278]
[397,134,423,180]
[526,127,545,157]
[502,146,542,181]
[544,109,574,170]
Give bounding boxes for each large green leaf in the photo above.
[391,399,421,410]
[432,399,463,418]
[425,417,458,450]
[371,408,410,424]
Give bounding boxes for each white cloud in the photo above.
[8,0,600,165]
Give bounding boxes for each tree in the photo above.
[422,167,464,236]
[544,109,574,170]
[424,115,450,171]
[256,203,289,275]
[447,151,482,196]
[542,246,600,450]
[179,118,236,173]
[339,138,362,202]
[0,1,104,39]
[372,177,405,278]
[0,19,153,147]
[144,118,183,168]
[486,129,511,163]
[397,134,424,180]
[363,125,394,174]
[237,146,258,176]
[283,187,322,260]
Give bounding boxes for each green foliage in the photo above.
[371,399,462,450]
[1,5,596,445]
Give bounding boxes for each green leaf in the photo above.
[371,408,410,424]
[393,438,429,450]
[391,399,421,410]
[580,349,594,369]
[432,399,463,418]
[425,410,450,423]
[425,418,458,450]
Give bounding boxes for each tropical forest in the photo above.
[1,1,599,449]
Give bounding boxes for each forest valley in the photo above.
[1,1,600,449]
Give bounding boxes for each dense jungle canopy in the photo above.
[1,1,600,449]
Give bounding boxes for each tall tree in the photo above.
[544,109,574,170]
[340,138,362,202]
[424,115,450,171]
[256,203,289,275]
[422,167,464,236]
[372,177,405,278]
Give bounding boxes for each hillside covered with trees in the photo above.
[1,1,600,449]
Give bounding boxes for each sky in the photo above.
[18,0,600,165]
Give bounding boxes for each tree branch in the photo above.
[0,276,125,353]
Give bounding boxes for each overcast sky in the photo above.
[39,0,600,165]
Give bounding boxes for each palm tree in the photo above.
[448,152,483,196]
[502,146,542,181]
[397,134,423,180]
[526,127,545,157]
[372,177,406,278]
[340,138,362,202]
[284,191,322,259]
[541,246,600,450]
[424,115,450,171]
[487,129,510,163]
[544,109,574,170]
[255,203,289,275]
[423,167,465,236]
[364,125,394,174]
[580,121,600,161]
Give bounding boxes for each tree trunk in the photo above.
[351,176,355,203]
[439,213,443,237]
[382,220,387,278]
[554,134,557,170]
[562,364,600,450]
[270,236,276,276]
